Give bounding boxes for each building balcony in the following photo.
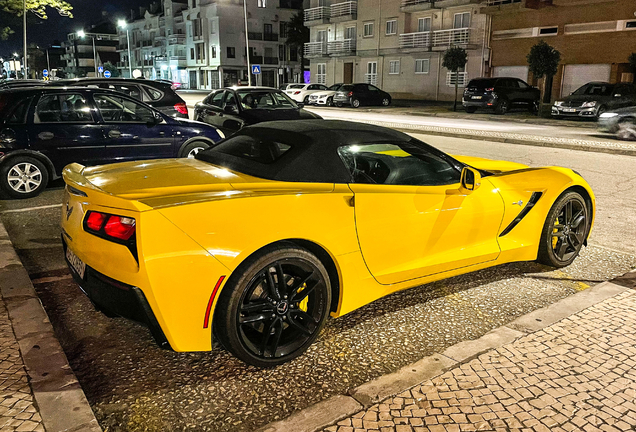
[249,32,263,40]
[431,27,474,49]
[304,41,327,57]
[399,31,431,49]
[264,56,279,64]
[400,0,433,12]
[154,41,163,47]
[170,55,187,67]
[327,39,356,55]
[480,0,522,12]
[330,1,356,22]
[264,33,279,41]
[174,16,184,23]
[250,55,263,64]
[304,7,330,26]
[193,34,203,41]
[168,35,186,45]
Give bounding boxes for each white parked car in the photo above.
[307,83,345,106]
[285,83,329,104]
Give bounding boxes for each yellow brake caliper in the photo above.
[552,217,560,248]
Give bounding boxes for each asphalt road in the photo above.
[0,134,634,432]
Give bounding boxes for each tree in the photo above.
[285,10,309,72]
[442,46,468,111]
[629,53,636,83]
[526,40,561,103]
[0,0,73,40]
[103,62,120,77]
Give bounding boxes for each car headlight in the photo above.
[554,101,564,106]
[599,112,618,118]
[581,101,596,108]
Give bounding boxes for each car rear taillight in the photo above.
[84,211,136,242]
[174,102,188,115]
[348,91,353,97]
[485,87,494,92]
[294,91,301,95]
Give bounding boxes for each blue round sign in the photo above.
[104,70,111,78]
[42,69,48,77]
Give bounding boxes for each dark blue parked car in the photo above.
[0,87,223,198]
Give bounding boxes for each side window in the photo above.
[368,85,380,92]
[207,91,225,108]
[338,143,461,186]
[94,94,155,123]
[34,94,93,123]
[144,86,163,101]
[223,92,239,108]
[114,85,142,101]
[517,80,529,89]
[6,97,33,124]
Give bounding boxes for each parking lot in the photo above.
[1,132,634,431]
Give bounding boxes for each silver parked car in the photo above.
[552,82,636,119]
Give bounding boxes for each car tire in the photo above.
[528,101,539,115]
[381,97,391,107]
[351,98,360,108]
[0,156,49,199]
[214,243,331,367]
[595,105,606,120]
[179,141,210,158]
[326,97,333,107]
[494,98,509,115]
[616,118,636,141]
[335,102,343,108]
[537,191,589,268]
[303,96,310,105]
[464,107,477,113]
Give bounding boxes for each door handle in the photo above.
[108,130,121,139]
[38,132,54,140]
[159,131,165,135]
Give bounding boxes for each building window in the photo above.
[264,23,273,35]
[258,0,266,7]
[389,60,399,74]
[190,48,195,59]
[280,22,288,38]
[363,22,374,37]
[345,26,356,40]
[386,20,397,35]
[211,46,217,58]
[290,46,298,61]
[279,44,285,60]
[316,63,326,84]
[539,26,558,35]
[192,0,196,7]
[418,17,431,33]
[196,43,205,61]
[365,61,377,85]
[227,46,235,58]
[627,21,636,29]
[453,12,470,29]
[415,59,429,74]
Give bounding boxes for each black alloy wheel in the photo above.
[303,96,310,104]
[494,98,509,115]
[537,191,589,268]
[215,245,331,367]
[381,97,391,106]
[351,98,361,108]
[326,97,333,107]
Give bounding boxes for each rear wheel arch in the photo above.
[1,150,56,180]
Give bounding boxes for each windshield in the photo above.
[288,84,305,89]
[236,89,298,109]
[572,83,614,96]
[340,85,354,92]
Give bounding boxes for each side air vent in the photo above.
[499,192,543,237]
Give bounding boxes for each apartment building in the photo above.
[61,23,119,78]
[483,0,636,100]
[304,0,489,100]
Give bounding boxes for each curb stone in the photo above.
[256,278,632,432]
[0,221,102,432]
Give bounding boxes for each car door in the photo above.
[341,142,504,285]
[216,91,245,135]
[516,79,536,105]
[28,91,106,171]
[196,90,226,128]
[367,84,384,105]
[353,84,370,104]
[93,92,176,161]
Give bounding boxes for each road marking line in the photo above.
[1,204,62,214]
[31,274,73,284]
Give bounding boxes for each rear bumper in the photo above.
[462,97,496,109]
[62,236,171,349]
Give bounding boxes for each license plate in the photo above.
[66,247,86,279]
[471,96,482,100]
[562,108,576,112]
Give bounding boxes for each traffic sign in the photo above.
[251,65,261,74]
[98,66,104,73]
[42,69,48,77]
[104,70,111,78]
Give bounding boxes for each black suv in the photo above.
[462,77,540,114]
[51,78,189,119]
[0,87,222,198]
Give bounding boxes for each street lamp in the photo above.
[77,29,98,77]
[243,0,251,86]
[118,20,133,79]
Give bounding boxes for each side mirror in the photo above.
[224,104,238,114]
[148,112,162,126]
[297,102,304,108]
[459,167,481,194]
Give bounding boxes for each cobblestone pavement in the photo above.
[324,290,636,432]
[0,302,43,432]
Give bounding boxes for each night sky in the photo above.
[3,0,153,53]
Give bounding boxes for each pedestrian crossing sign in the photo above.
[251,65,261,74]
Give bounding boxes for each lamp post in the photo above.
[77,30,98,77]
[23,0,27,78]
[118,20,133,79]
[243,0,251,86]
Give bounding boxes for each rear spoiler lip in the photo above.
[62,163,153,212]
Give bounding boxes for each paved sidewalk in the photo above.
[324,289,636,432]
[0,302,42,432]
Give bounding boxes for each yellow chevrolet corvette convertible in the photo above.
[61,120,595,367]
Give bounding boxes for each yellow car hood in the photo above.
[452,155,528,173]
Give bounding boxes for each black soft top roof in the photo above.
[196,120,416,183]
